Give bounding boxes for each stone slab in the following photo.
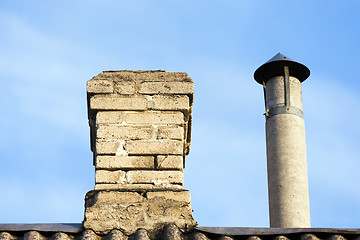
[91,71,192,82]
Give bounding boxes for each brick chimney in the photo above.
[83,70,197,235]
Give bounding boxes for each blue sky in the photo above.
[1,0,360,228]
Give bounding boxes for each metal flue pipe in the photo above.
[254,53,311,228]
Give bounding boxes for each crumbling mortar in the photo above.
[134,82,142,92]
[115,140,128,156]
[156,155,165,169]
[154,156,159,170]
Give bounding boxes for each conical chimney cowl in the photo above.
[254,53,310,84]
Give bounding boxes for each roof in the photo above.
[1,224,360,240]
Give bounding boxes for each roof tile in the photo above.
[0,232,16,240]
[132,229,150,240]
[1,225,360,240]
[190,231,209,240]
[24,231,46,240]
[79,229,98,240]
[51,232,72,240]
[103,230,127,240]
[300,233,320,240]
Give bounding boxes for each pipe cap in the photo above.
[254,53,310,84]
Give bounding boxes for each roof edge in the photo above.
[196,227,360,236]
[0,223,82,233]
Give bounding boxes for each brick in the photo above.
[114,81,136,94]
[151,95,190,110]
[87,79,114,93]
[156,155,183,170]
[94,183,183,190]
[146,190,191,203]
[88,191,144,204]
[140,81,194,94]
[157,126,184,140]
[96,156,154,169]
[96,140,125,155]
[96,125,153,140]
[127,170,183,185]
[95,170,126,184]
[90,96,147,110]
[124,111,184,125]
[96,111,184,125]
[96,111,123,125]
[125,140,183,155]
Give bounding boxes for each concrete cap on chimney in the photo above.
[254,53,310,84]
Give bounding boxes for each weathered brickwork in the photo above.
[84,190,196,235]
[87,71,193,191]
[84,70,196,234]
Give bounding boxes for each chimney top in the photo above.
[254,53,310,84]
